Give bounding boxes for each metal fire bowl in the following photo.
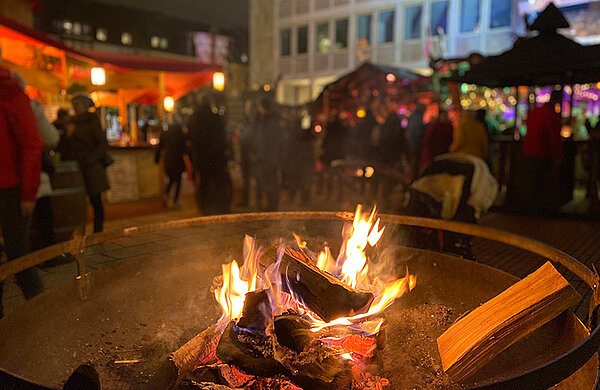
[0,213,598,390]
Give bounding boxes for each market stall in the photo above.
[447,4,600,214]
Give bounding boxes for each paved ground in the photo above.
[2,177,599,324]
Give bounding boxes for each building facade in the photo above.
[251,0,520,105]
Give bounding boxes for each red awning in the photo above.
[81,49,221,73]
[0,15,89,59]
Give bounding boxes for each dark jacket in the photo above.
[0,67,43,201]
[256,111,284,168]
[156,125,186,179]
[379,113,407,165]
[70,111,110,196]
[188,103,228,173]
[322,117,347,165]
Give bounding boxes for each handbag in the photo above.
[102,151,114,168]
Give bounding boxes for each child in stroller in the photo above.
[404,153,498,260]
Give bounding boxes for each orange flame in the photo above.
[212,206,416,339]
[214,236,260,328]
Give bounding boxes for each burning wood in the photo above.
[152,205,416,390]
[274,313,313,353]
[437,261,580,382]
[279,248,375,323]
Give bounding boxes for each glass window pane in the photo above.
[431,1,449,35]
[490,0,511,28]
[335,19,348,49]
[405,5,422,40]
[297,26,308,54]
[461,0,480,33]
[357,14,371,45]
[378,10,395,43]
[316,22,330,53]
[280,28,291,56]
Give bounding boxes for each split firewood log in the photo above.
[267,247,374,322]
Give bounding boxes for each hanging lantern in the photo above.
[213,72,225,91]
[90,67,106,86]
[163,96,175,112]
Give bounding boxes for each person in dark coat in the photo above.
[282,107,315,205]
[69,94,110,233]
[408,103,427,177]
[54,108,74,161]
[239,99,258,207]
[255,98,284,211]
[188,96,232,215]
[155,120,186,209]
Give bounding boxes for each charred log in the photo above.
[236,290,272,334]
[279,248,374,322]
[274,339,351,390]
[216,321,283,378]
[274,313,314,353]
[147,324,222,390]
[189,364,254,388]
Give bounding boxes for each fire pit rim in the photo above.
[0,211,599,390]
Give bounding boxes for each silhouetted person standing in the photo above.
[189,96,232,215]
[69,94,110,233]
[255,98,284,211]
[523,90,564,212]
[155,120,187,209]
[420,110,454,169]
[408,103,427,177]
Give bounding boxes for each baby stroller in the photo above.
[404,153,498,260]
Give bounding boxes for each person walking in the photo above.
[69,94,110,233]
[419,110,454,169]
[188,95,232,215]
[155,119,187,209]
[0,66,44,318]
[450,110,489,161]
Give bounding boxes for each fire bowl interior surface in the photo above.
[0,213,597,390]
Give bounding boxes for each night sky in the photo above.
[96,0,249,27]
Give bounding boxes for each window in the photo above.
[297,25,308,54]
[357,14,372,45]
[335,19,348,49]
[461,0,481,33]
[280,28,291,56]
[405,5,422,40]
[316,22,330,54]
[96,28,107,41]
[151,36,160,48]
[431,1,449,35]
[160,38,168,49]
[63,20,72,32]
[73,22,82,35]
[491,0,511,28]
[378,10,394,43]
[121,32,132,45]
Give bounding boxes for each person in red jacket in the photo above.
[419,109,454,170]
[523,90,564,212]
[0,67,44,318]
